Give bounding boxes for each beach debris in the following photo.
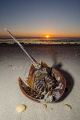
[8,65,12,67]
[42,104,47,109]
[64,104,72,109]
[16,104,26,113]
[57,60,62,67]
[5,56,9,58]
[78,53,80,56]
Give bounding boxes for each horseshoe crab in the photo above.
[5,29,66,103]
[18,61,66,103]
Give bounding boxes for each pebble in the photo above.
[32,52,35,54]
[8,65,12,67]
[42,104,47,109]
[5,56,9,58]
[16,105,26,113]
[64,104,72,109]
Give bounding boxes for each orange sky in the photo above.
[0,29,80,38]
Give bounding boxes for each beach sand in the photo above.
[0,44,80,120]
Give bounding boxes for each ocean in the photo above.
[0,37,80,44]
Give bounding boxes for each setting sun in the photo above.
[45,35,50,38]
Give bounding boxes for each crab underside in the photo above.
[18,61,66,103]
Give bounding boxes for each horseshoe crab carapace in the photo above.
[5,29,66,103]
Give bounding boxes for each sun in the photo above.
[45,35,50,38]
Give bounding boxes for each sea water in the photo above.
[0,37,80,44]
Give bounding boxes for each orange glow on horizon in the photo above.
[0,31,80,37]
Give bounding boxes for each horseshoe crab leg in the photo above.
[5,28,38,65]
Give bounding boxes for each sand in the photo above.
[0,44,80,120]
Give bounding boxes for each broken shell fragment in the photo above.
[64,104,72,109]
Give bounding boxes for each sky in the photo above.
[0,0,80,37]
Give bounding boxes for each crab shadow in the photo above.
[52,62,74,102]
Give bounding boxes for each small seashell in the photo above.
[13,66,18,70]
[20,67,24,69]
[64,104,72,109]
[16,104,26,113]
[57,60,60,63]
[50,108,53,110]
[42,104,47,109]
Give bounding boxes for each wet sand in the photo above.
[0,44,80,120]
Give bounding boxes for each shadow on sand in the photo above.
[52,62,74,102]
